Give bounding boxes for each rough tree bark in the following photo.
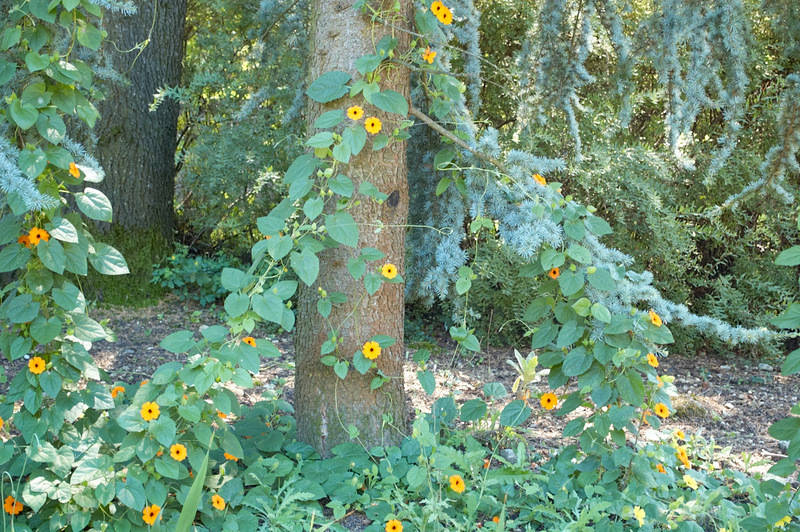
[93,0,187,241]
[295,0,412,456]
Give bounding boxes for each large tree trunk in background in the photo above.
[295,0,411,456]
[94,0,187,241]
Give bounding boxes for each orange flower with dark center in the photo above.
[449,474,465,493]
[28,227,49,245]
[533,174,546,186]
[381,263,398,279]
[657,463,666,474]
[28,356,46,374]
[437,6,453,24]
[675,430,685,440]
[3,495,22,515]
[212,494,226,510]
[540,392,557,410]
[362,341,381,360]
[170,443,187,461]
[69,162,80,178]
[224,452,239,461]
[365,117,382,134]
[431,0,444,14]
[141,401,160,421]
[548,267,560,280]
[17,234,31,248]
[654,402,669,418]
[111,386,125,398]
[422,46,436,64]
[243,336,257,347]
[142,504,160,525]
[647,353,659,367]
[347,106,364,121]
[385,519,403,532]
[648,310,662,327]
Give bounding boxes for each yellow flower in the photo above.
[422,46,436,64]
[385,519,403,532]
[648,310,662,327]
[28,356,46,375]
[437,5,453,24]
[682,474,698,490]
[347,106,364,120]
[362,341,381,360]
[212,494,226,510]
[449,474,465,493]
[431,0,444,14]
[170,443,187,461]
[365,117,382,134]
[381,263,398,279]
[69,162,80,178]
[533,174,546,186]
[243,336,257,347]
[676,446,691,468]
[142,504,160,525]
[775,516,792,528]
[633,506,645,526]
[224,452,239,461]
[647,353,659,367]
[675,430,685,440]
[141,402,160,422]
[548,267,560,280]
[28,227,50,246]
[3,495,23,515]
[111,386,125,398]
[654,402,669,418]
[540,392,557,410]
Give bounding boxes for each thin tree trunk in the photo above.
[295,0,411,456]
[94,0,187,241]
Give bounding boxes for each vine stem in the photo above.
[408,107,508,174]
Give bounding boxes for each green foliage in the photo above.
[151,243,244,306]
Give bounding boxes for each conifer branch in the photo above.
[409,106,507,174]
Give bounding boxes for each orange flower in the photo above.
[140,380,148,387]
[362,341,381,360]
[648,310,662,327]
[141,401,160,422]
[17,234,31,248]
[142,504,160,525]
[217,410,228,419]
[212,494,225,510]
[647,353,659,367]
[483,458,490,469]
[437,5,453,24]
[422,46,436,64]
[449,474,465,493]
[381,263,398,279]
[28,356,46,374]
[548,267,560,280]
[493,516,500,523]
[3,495,22,515]
[657,463,666,474]
[675,430,685,440]
[111,386,125,398]
[69,162,80,178]
[170,443,187,461]
[431,0,444,14]
[655,402,669,418]
[28,227,49,245]
[385,519,403,532]
[642,410,652,425]
[0,416,3,431]
[224,452,239,461]
[676,447,691,468]
[657,375,664,387]
[533,174,546,186]
[365,117,382,134]
[347,106,364,121]
[540,392,557,410]
[156,450,163,457]
[243,336,257,347]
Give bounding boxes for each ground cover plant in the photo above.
[1,0,800,530]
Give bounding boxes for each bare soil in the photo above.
[3,294,798,479]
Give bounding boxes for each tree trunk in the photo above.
[94,0,187,241]
[295,0,411,456]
